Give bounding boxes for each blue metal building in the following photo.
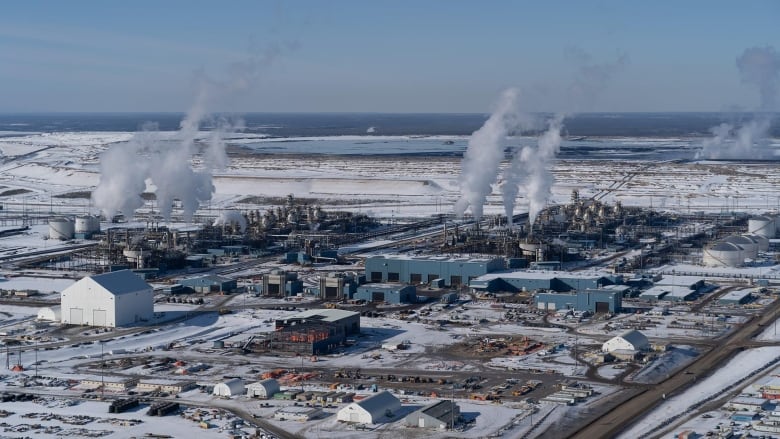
[535,289,622,313]
[364,255,504,287]
[354,283,417,304]
[470,271,621,293]
[180,275,237,294]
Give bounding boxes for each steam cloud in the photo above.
[524,115,564,225]
[92,41,297,221]
[454,88,564,226]
[698,46,779,160]
[91,115,240,222]
[213,210,248,233]
[736,46,780,110]
[454,88,520,221]
[698,118,772,160]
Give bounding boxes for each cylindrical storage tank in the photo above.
[702,241,744,267]
[75,216,90,233]
[722,235,758,259]
[744,233,770,252]
[748,216,775,239]
[519,242,543,253]
[88,215,101,233]
[49,218,75,240]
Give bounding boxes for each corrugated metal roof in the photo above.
[354,390,401,416]
[617,330,649,349]
[420,400,458,420]
[289,308,359,322]
[88,270,151,296]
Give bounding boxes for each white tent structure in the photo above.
[602,330,650,353]
[60,270,153,327]
[247,379,280,399]
[213,378,245,397]
[337,390,401,424]
[37,306,61,322]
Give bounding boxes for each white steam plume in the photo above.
[213,210,248,233]
[501,147,524,223]
[525,114,564,225]
[92,42,297,221]
[698,46,779,160]
[697,118,772,160]
[737,46,780,110]
[454,88,520,220]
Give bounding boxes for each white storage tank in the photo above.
[75,215,101,234]
[49,218,75,240]
[722,235,758,259]
[702,241,744,267]
[748,216,775,239]
[743,233,770,252]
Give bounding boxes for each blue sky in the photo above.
[0,0,778,113]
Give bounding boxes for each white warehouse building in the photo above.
[60,270,154,327]
[602,330,650,353]
[337,390,401,424]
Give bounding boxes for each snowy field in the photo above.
[0,397,253,438]
[1,132,780,221]
[618,346,780,438]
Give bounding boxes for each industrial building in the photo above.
[364,255,505,287]
[213,378,244,397]
[262,270,304,297]
[535,288,622,313]
[718,289,754,306]
[136,379,196,394]
[354,283,417,304]
[337,390,401,424]
[440,292,459,304]
[405,400,461,430]
[268,309,360,355]
[319,272,360,300]
[80,377,138,392]
[470,270,621,294]
[247,379,280,399]
[180,275,237,294]
[728,396,772,412]
[274,406,323,422]
[602,330,650,353]
[639,286,674,302]
[60,270,153,327]
[647,276,706,302]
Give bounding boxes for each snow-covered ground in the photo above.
[0,397,253,438]
[2,132,780,221]
[618,346,780,438]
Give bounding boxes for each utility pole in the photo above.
[451,381,455,431]
[100,341,105,398]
